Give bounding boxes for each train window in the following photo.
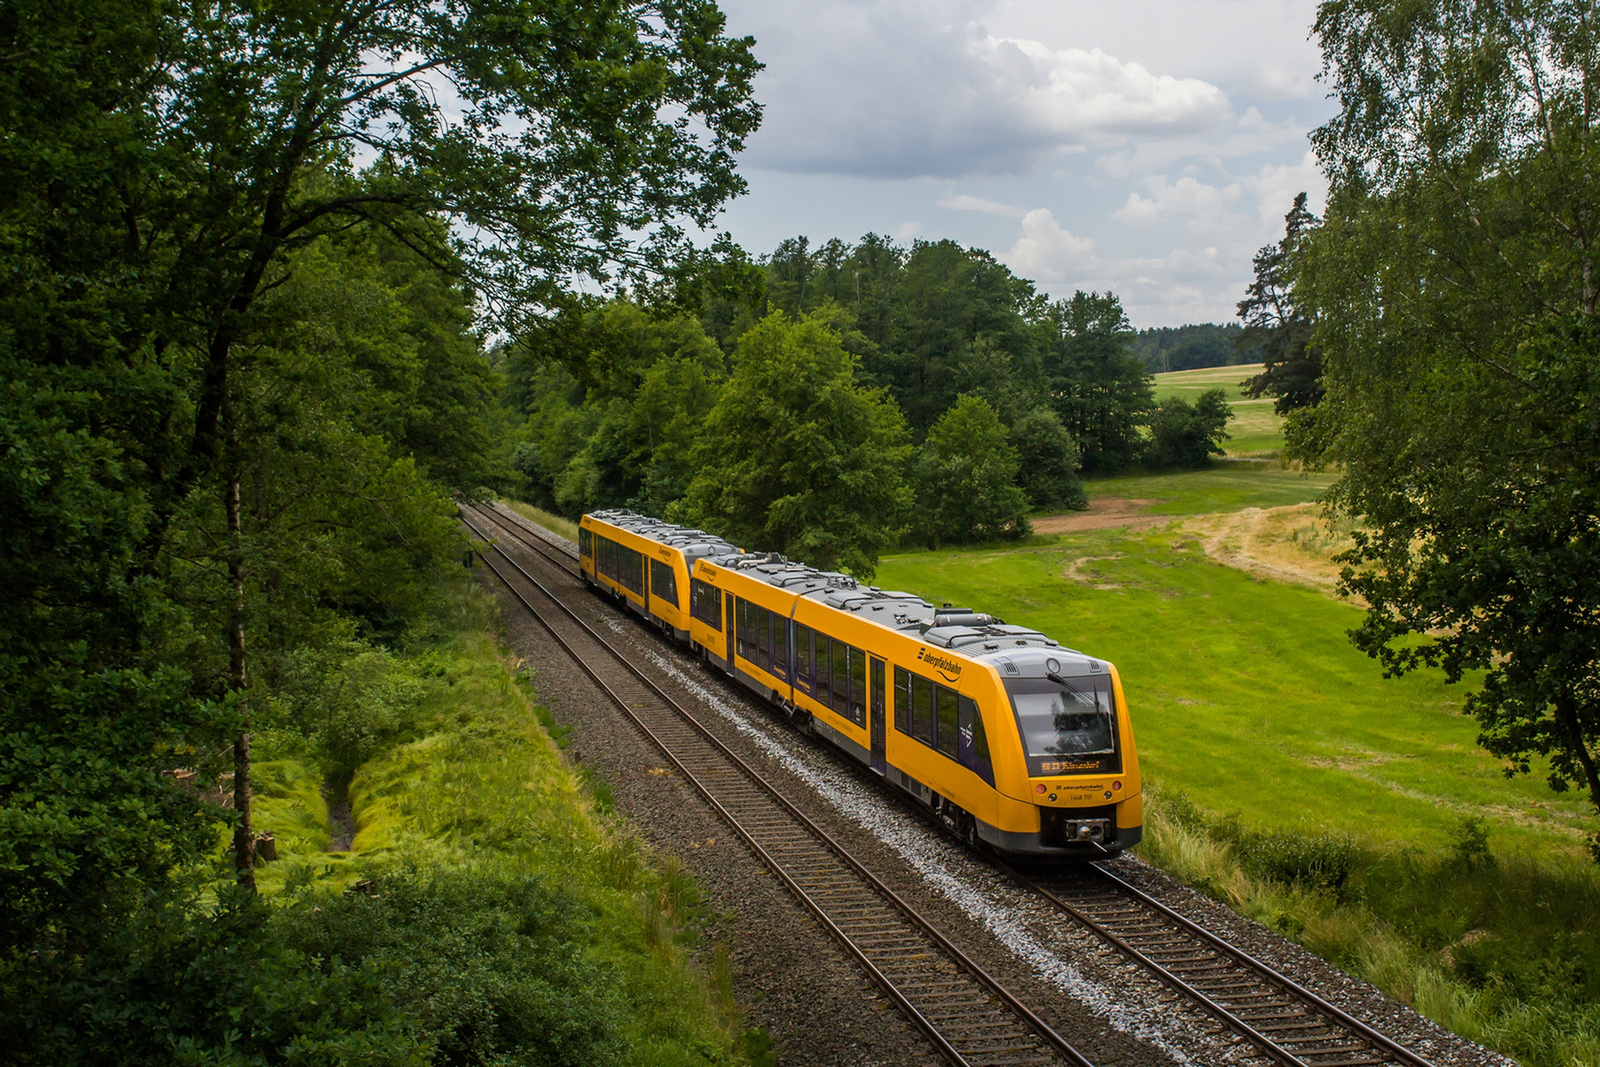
[618,546,643,594]
[690,579,722,629]
[957,695,994,784]
[737,599,756,661]
[796,625,812,681]
[773,615,788,677]
[848,646,866,725]
[893,667,911,733]
[830,639,849,715]
[756,605,771,667]
[936,686,959,757]
[911,676,933,744]
[579,528,592,558]
[1005,676,1117,763]
[650,559,679,609]
[814,634,830,697]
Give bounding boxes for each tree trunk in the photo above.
[1558,693,1600,817]
[226,417,256,890]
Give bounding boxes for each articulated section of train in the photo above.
[577,508,1142,857]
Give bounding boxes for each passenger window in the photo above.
[830,639,849,714]
[894,667,911,733]
[756,605,770,667]
[912,677,933,744]
[958,694,994,784]
[650,559,679,609]
[773,615,788,676]
[796,625,812,681]
[848,646,866,725]
[936,686,959,757]
[580,528,591,557]
[815,634,830,696]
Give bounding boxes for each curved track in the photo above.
[460,502,1094,1067]
[465,500,1438,1067]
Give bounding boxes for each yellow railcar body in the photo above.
[579,513,696,638]
[579,509,1141,856]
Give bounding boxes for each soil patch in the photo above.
[1033,497,1164,534]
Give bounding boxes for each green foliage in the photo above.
[1305,0,1600,849]
[676,312,913,576]
[282,869,628,1067]
[1132,323,1258,373]
[1238,193,1322,416]
[0,883,420,1065]
[1142,790,1600,1067]
[913,396,1031,547]
[1008,405,1087,510]
[1144,387,1235,469]
[1041,291,1154,473]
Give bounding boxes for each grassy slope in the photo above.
[1153,364,1284,456]
[876,525,1591,857]
[503,499,580,542]
[250,579,756,1066]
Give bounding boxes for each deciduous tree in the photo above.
[675,312,912,576]
[1305,0,1600,855]
[913,396,1032,547]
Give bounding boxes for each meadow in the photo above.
[881,455,1600,1066]
[1153,363,1285,457]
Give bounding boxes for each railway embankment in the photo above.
[247,571,771,1066]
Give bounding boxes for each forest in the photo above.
[505,234,1236,573]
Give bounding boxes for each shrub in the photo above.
[1240,829,1361,891]
[279,866,629,1067]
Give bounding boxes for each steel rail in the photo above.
[460,509,1095,1067]
[468,500,582,575]
[1082,864,1434,1067]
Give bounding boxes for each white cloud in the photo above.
[937,194,1026,217]
[731,0,1231,179]
[1245,149,1327,227]
[893,219,926,241]
[1001,209,1098,281]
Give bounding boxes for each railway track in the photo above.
[1010,866,1434,1067]
[464,500,1438,1067]
[459,502,1095,1067]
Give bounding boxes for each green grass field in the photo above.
[876,524,1591,858]
[1153,364,1285,457]
[1080,464,1335,516]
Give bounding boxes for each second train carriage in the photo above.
[578,508,1142,856]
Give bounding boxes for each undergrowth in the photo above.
[248,570,770,1066]
[1143,787,1600,1067]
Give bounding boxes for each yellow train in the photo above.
[577,508,1142,856]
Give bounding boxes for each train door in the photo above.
[869,656,886,774]
[725,593,735,666]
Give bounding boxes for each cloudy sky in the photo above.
[709,0,1335,328]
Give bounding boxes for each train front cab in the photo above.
[963,657,1142,857]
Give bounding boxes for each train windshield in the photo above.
[1005,676,1116,758]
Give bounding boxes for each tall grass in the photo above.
[501,498,580,542]
[1142,788,1600,1067]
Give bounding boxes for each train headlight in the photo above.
[1034,784,1046,794]
[1112,780,1122,791]
[1046,657,1060,673]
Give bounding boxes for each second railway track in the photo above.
[463,500,1438,1067]
[460,502,1095,1067]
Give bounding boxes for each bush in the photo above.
[280,867,628,1067]
[1145,387,1233,468]
[1240,829,1361,891]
